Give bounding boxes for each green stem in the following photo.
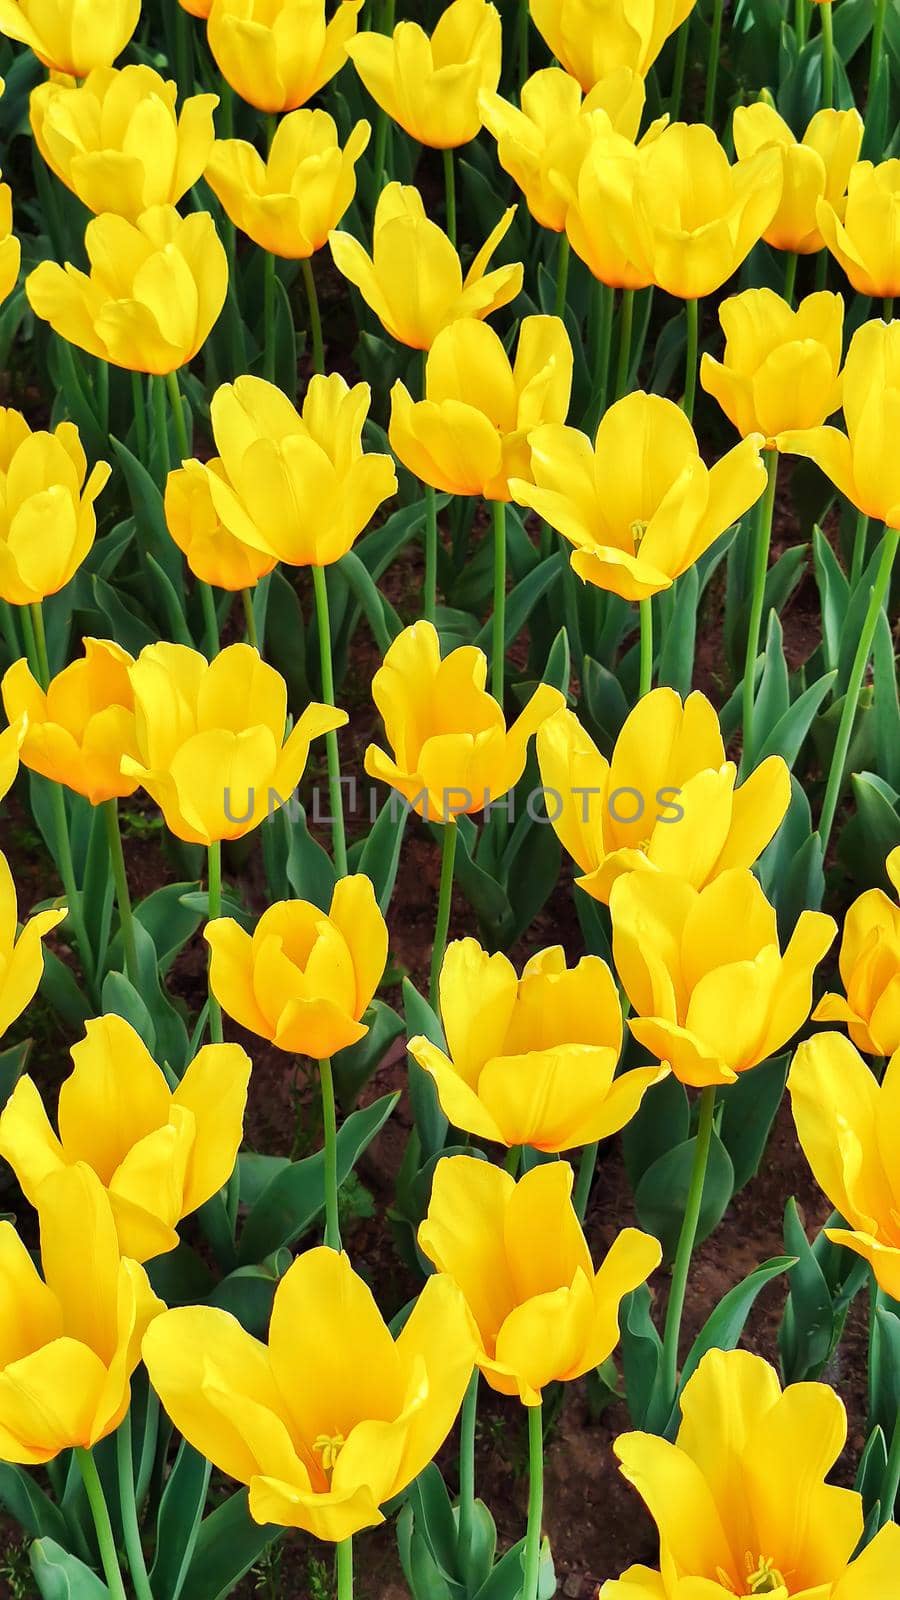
[613,289,634,402]
[554,233,570,320]
[639,598,653,696]
[819,526,898,850]
[683,297,699,421]
[207,839,224,1044]
[885,298,894,322]
[103,799,139,988]
[116,1413,153,1600]
[430,821,458,1007]
[199,581,220,659]
[76,1448,127,1600]
[586,280,614,433]
[795,0,808,46]
[850,510,869,587]
[660,1085,717,1403]
[443,147,457,247]
[574,1141,599,1222]
[165,369,191,461]
[740,451,779,775]
[242,587,259,649]
[702,0,724,123]
[491,499,507,705]
[302,257,325,375]
[669,17,690,116]
[29,600,50,687]
[522,1403,544,1600]
[131,372,148,461]
[312,564,348,876]
[152,373,170,483]
[172,0,193,99]
[320,1054,341,1251]
[337,1537,353,1600]
[880,1406,900,1528]
[263,249,276,384]
[518,0,529,84]
[869,0,887,104]
[504,1145,520,1176]
[457,1372,478,1579]
[820,0,834,108]
[371,0,396,204]
[783,252,798,307]
[95,359,110,436]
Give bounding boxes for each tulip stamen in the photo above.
[629,518,648,551]
[313,1432,346,1474]
[745,1553,787,1593]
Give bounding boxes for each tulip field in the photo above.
[0,0,898,1595]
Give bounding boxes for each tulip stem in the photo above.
[116,1412,154,1600]
[199,580,220,660]
[586,280,614,432]
[850,511,870,587]
[682,298,699,422]
[263,251,277,384]
[311,564,349,876]
[613,289,635,402]
[320,1054,341,1251]
[880,1407,900,1527]
[152,374,170,483]
[430,821,457,1009]
[702,0,724,123]
[336,1536,353,1600]
[819,526,899,851]
[795,0,808,47]
[554,233,570,320]
[783,252,798,308]
[103,799,139,989]
[76,1447,128,1600]
[491,499,507,705]
[242,587,260,650]
[885,298,895,323]
[820,0,834,108]
[457,1371,478,1579]
[443,149,457,248]
[638,599,653,696]
[574,1141,599,1222]
[131,372,148,462]
[302,258,325,376]
[660,1084,717,1406]
[28,601,51,688]
[669,17,690,117]
[207,840,224,1044]
[166,369,191,460]
[522,1403,544,1600]
[740,450,779,776]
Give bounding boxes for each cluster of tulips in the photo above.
[0,0,894,1597]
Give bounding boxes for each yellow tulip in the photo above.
[207,0,363,114]
[31,67,219,223]
[205,111,369,259]
[732,103,863,254]
[585,122,783,299]
[700,288,844,445]
[816,157,900,298]
[348,0,501,150]
[2,639,139,804]
[560,120,652,289]
[510,391,767,601]
[0,712,24,801]
[529,0,694,88]
[789,1033,900,1301]
[0,1014,251,1263]
[143,1245,476,1536]
[179,0,211,12]
[206,875,388,1059]
[0,179,19,305]
[779,318,900,526]
[611,866,835,1087]
[811,847,900,1056]
[26,206,228,376]
[0,1163,161,1463]
[418,1156,660,1404]
[410,938,666,1150]
[0,411,109,606]
[364,621,564,822]
[122,642,346,846]
[191,374,396,567]
[329,181,523,350]
[600,1346,898,1600]
[536,693,791,904]
[389,315,573,501]
[0,848,65,1037]
[480,67,648,233]
[164,461,277,591]
[0,0,139,75]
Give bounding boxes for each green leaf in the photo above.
[338,549,403,653]
[207,1254,291,1337]
[778,1197,835,1382]
[178,1491,279,1600]
[634,1129,734,1263]
[150,1443,212,1600]
[755,670,837,769]
[332,999,404,1109]
[657,566,699,698]
[622,1073,690,1192]
[619,1283,663,1430]
[718,1054,788,1191]
[354,796,408,914]
[403,977,449,1164]
[109,437,183,590]
[870,1305,900,1438]
[30,1541,109,1600]
[680,1255,796,1392]
[472,553,564,653]
[284,804,338,911]
[0,1038,31,1114]
[0,1463,70,1545]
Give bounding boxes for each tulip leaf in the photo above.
[470,1534,555,1600]
[634,1129,734,1263]
[332,999,405,1110]
[177,1489,280,1600]
[656,566,699,698]
[111,881,203,977]
[619,1283,664,1431]
[755,669,837,771]
[778,1197,837,1383]
[472,553,564,654]
[872,609,900,792]
[622,1074,691,1193]
[285,803,338,912]
[338,549,403,654]
[0,1464,70,1547]
[403,978,450,1164]
[30,1540,110,1600]
[838,773,900,891]
[869,1305,900,1440]
[352,785,409,913]
[397,1500,456,1600]
[149,1442,212,1600]
[0,1038,30,1115]
[109,437,183,591]
[206,1251,293,1337]
[717,1054,788,1191]
[679,1254,797,1396]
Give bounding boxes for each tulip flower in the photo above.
[329,182,523,350]
[510,392,767,601]
[0,412,110,606]
[207,0,363,114]
[0,713,23,801]
[347,0,501,150]
[121,642,345,846]
[30,67,219,223]
[0,848,65,1036]
[600,1346,898,1600]
[611,866,835,1087]
[789,1032,900,1301]
[26,206,228,376]
[0,178,18,306]
[0,0,140,76]
[701,288,844,445]
[815,158,900,299]
[419,1156,660,1403]
[811,847,900,1056]
[389,316,573,501]
[536,693,791,904]
[364,622,564,822]
[143,1246,476,1537]
[529,0,694,89]
[164,461,277,591]
[0,1014,251,1263]
[2,639,140,805]
[206,876,387,1061]
[205,111,369,260]
[480,67,648,233]
[179,0,210,12]
[0,1161,162,1463]
[190,374,397,567]
[561,125,654,291]
[410,938,666,1150]
[732,103,864,254]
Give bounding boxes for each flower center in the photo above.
[714,1556,789,1597]
[313,1433,346,1474]
[629,518,648,551]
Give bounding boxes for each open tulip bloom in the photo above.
[348,0,502,150]
[206,0,364,114]
[0,0,140,75]
[811,847,900,1056]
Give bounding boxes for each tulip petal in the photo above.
[173,1042,252,1214]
